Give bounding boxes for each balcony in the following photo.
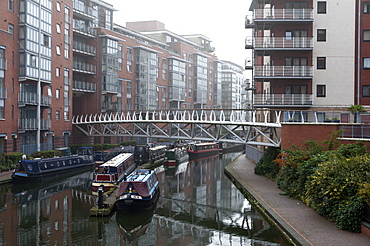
[0,58,6,70]
[73,80,96,92]
[73,20,97,37]
[73,61,96,74]
[0,87,6,99]
[245,15,254,28]
[246,36,313,50]
[254,93,313,107]
[73,41,96,56]
[102,101,118,112]
[73,0,97,19]
[18,118,51,131]
[18,92,51,107]
[254,66,313,79]
[253,8,313,21]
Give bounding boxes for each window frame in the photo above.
[317,29,326,41]
[362,85,370,97]
[317,85,326,97]
[364,2,370,14]
[317,57,326,69]
[363,58,370,69]
[363,30,370,41]
[317,1,327,14]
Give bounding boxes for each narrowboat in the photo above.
[91,153,136,193]
[116,169,160,212]
[12,147,94,183]
[163,147,188,167]
[186,142,219,160]
[133,144,168,165]
[94,146,134,166]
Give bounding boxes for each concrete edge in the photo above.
[224,158,311,246]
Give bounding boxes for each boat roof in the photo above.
[100,153,133,167]
[149,145,167,151]
[193,142,217,146]
[126,169,155,182]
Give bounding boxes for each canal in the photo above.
[2,152,289,245]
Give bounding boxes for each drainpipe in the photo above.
[357,0,361,105]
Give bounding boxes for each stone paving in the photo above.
[224,155,370,246]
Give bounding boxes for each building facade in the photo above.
[246,0,370,120]
[0,0,243,154]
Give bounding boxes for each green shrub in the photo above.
[333,197,364,232]
[254,147,280,179]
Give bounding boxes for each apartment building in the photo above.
[245,0,370,121]
[220,61,244,109]
[0,0,240,154]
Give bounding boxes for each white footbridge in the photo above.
[72,109,282,147]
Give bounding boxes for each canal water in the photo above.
[2,152,289,245]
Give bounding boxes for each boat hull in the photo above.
[187,149,219,160]
[116,187,160,212]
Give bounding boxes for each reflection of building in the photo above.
[0,1,232,154]
[245,1,370,114]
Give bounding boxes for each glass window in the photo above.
[318,2,326,14]
[364,58,370,69]
[317,57,326,69]
[8,24,14,39]
[56,2,61,12]
[364,30,370,41]
[8,0,14,11]
[317,29,326,41]
[364,2,370,14]
[43,34,50,47]
[56,67,60,77]
[56,24,61,33]
[363,85,370,97]
[56,45,61,55]
[56,110,60,120]
[317,85,326,97]
[56,89,60,99]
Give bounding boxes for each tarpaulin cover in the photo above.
[116,181,149,198]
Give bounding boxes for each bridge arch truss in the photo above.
[72,109,282,147]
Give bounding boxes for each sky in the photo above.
[106,0,252,68]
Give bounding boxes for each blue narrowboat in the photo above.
[12,147,94,183]
[115,169,159,212]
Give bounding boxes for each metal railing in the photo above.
[73,20,97,36]
[254,94,312,106]
[253,8,313,20]
[22,142,53,155]
[246,36,313,49]
[73,61,96,73]
[18,92,51,106]
[341,125,370,139]
[18,119,51,131]
[254,65,313,77]
[72,0,97,17]
[73,80,96,92]
[73,41,96,55]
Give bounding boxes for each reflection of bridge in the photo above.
[72,109,281,147]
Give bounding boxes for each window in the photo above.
[317,57,326,69]
[56,67,60,77]
[364,58,370,69]
[56,110,60,120]
[8,24,14,39]
[56,24,61,33]
[56,45,61,55]
[56,89,60,99]
[8,0,14,11]
[56,2,61,12]
[317,85,326,97]
[364,2,370,14]
[317,2,326,14]
[43,34,50,47]
[364,30,370,41]
[363,85,370,97]
[317,29,326,41]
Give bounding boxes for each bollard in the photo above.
[97,185,104,209]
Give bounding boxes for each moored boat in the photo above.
[186,142,219,160]
[133,144,168,165]
[116,169,160,212]
[94,146,134,166]
[12,147,94,183]
[163,147,188,167]
[91,153,136,193]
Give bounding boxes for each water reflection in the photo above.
[0,152,288,245]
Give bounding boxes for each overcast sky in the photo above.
[106,0,252,68]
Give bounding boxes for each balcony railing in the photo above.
[254,8,313,20]
[254,66,313,78]
[73,41,96,55]
[73,20,97,36]
[0,58,6,70]
[246,36,313,49]
[73,0,97,18]
[73,61,96,73]
[254,93,312,106]
[18,92,51,106]
[0,87,6,99]
[18,118,51,131]
[73,80,96,92]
